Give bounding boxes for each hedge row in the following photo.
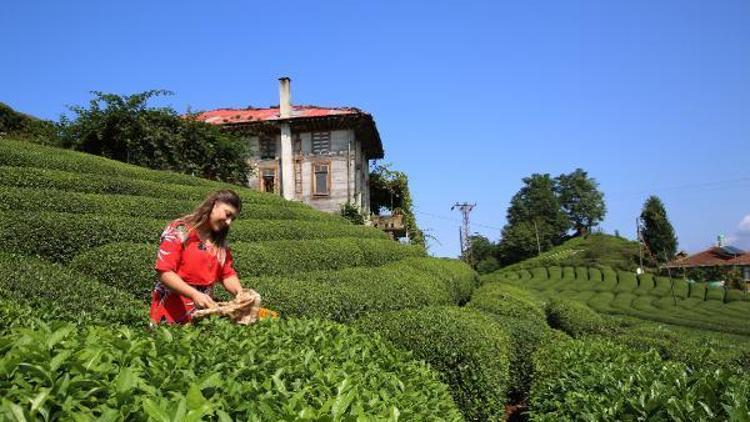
[252,258,470,323]
[0,165,305,209]
[468,282,545,323]
[530,337,750,420]
[0,210,386,263]
[0,138,216,187]
[396,257,477,306]
[543,298,615,338]
[0,252,144,326]
[70,239,426,300]
[355,306,511,421]
[0,317,463,421]
[0,186,345,223]
[466,283,550,401]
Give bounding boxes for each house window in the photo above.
[743,266,750,281]
[260,168,276,194]
[312,132,331,155]
[260,137,276,159]
[313,162,330,196]
[293,134,302,155]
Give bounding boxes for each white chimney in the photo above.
[279,76,292,118]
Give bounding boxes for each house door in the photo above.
[260,167,277,194]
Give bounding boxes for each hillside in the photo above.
[2,138,749,420]
[501,233,642,272]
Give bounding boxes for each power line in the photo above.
[414,210,502,231]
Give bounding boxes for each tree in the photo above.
[556,168,606,236]
[640,196,678,263]
[498,174,570,265]
[369,163,425,247]
[58,90,251,184]
[462,234,500,272]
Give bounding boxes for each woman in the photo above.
[150,189,244,325]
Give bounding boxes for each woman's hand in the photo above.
[192,292,217,309]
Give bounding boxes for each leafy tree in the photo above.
[58,90,251,185]
[498,174,570,264]
[640,195,678,263]
[369,163,424,247]
[556,168,606,236]
[462,234,500,273]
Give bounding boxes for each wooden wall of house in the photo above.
[244,129,371,214]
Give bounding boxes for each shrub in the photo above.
[0,186,344,223]
[355,306,511,421]
[397,257,477,305]
[252,261,457,323]
[70,238,424,300]
[530,337,750,420]
[544,298,615,337]
[467,285,549,400]
[467,282,545,323]
[0,318,463,421]
[0,252,144,326]
[0,210,385,263]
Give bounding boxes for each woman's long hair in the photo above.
[179,189,242,264]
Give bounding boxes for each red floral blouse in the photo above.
[149,220,237,324]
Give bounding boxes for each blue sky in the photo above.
[3,1,749,257]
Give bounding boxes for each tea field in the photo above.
[1,138,749,420]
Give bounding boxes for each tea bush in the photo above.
[0,186,344,222]
[355,306,511,421]
[0,210,386,262]
[530,337,750,420]
[544,298,615,337]
[0,252,143,326]
[70,239,426,300]
[0,318,463,421]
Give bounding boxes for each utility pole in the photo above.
[451,202,476,261]
[636,217,644,275]
[533,220,541,256]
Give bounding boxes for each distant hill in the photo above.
[501,233,642,272]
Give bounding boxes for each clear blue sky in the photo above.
[3,1,749,257]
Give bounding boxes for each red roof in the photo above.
[666,246,750,268]
[193,105,365,125]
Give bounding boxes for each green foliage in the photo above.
[499,173,571,265]
[57,90,252,184]
[530,337,750,421]
[0,102,59,145]
[0,252,143,326]
[70,239,426,301]
[496,233,641,273]
[640,195,678,262]
[462,233,501,273]
[0,318,462,421]
[251,259,472,323]
[555,168,606,236]
[0,210,386,263]
[339,201,366,225]
[355,306,511,421]
[494,265,750,336]
[467,283,549,400]
[544,298,615,338]
[368,163,424,247]
[0,186,342,222]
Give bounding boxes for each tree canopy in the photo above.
[369,163,425,247]
[58,90,251,185]
[640,195,678,263]
[556,168,606,236]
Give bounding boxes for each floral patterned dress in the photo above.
[150,220,237,324]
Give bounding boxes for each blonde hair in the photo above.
[178,189,242,264]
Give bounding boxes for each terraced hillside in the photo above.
[485,265,750,335]
[3,138,750,420]
[0,139,487,420]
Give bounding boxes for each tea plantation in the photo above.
[2,138,749,420]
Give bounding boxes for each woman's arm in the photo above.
[221,275,243,297]
[159,271,216,308]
